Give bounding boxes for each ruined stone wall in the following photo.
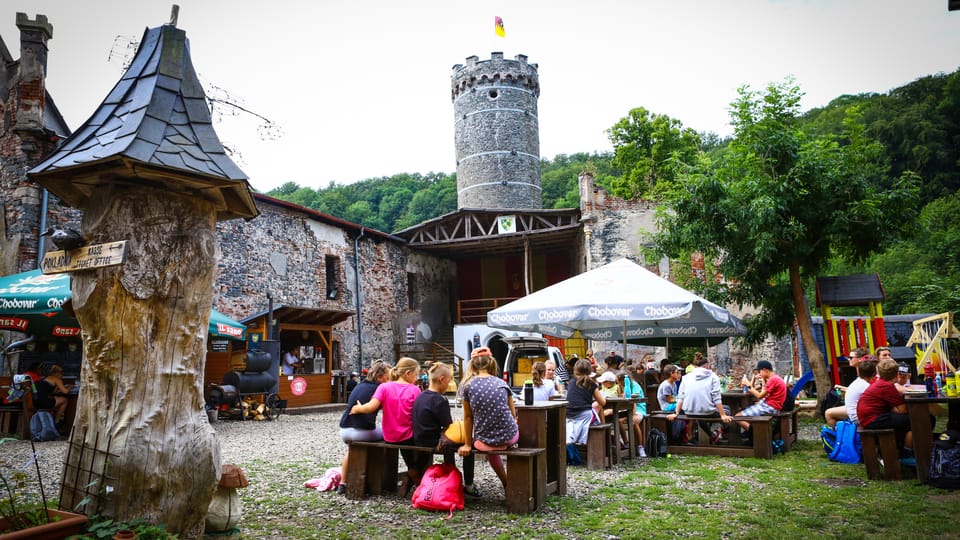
[452,53,541,210]
[578,172,660,272]
[215,198,455,372]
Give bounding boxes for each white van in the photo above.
[501,336,565,391]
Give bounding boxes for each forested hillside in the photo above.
[267,69,960,316]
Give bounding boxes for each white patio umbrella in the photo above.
[486,258,747,348]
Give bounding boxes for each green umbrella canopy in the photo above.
[0,269,246,340]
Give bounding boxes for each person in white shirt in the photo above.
[825,347,867,427]
[845,360,877,425]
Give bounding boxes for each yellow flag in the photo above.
[495,16,505,37]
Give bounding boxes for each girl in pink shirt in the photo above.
[351,357,422,492]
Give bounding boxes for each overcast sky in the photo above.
[3,1,958,193]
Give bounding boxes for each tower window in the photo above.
[488,89,499,99]
[325,255,340,299]
[407,272,418,309]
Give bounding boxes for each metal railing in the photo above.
[457,297,519,324]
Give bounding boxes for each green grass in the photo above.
[237,418,960,539]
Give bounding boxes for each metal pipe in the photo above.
[266,291,274,341]
[354,227,365,372]
[37,188,49,267]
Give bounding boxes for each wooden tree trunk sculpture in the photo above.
[62,185,220,538]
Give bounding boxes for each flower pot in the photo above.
[0,509,88,539]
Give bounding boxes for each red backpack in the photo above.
[411,464,464,518]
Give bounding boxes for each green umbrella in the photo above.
[0,269,246,340]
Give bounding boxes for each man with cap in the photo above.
[894,362,914,394]
[346,371,360,394]
[736,360,787,437]
[606,350,624,371]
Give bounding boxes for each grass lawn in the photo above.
[237,417,960,539]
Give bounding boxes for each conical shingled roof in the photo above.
[29,23,258,221]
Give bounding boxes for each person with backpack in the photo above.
[824,347,868,427]
[35,364,72,426]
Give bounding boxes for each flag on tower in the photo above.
[495,16,505,37]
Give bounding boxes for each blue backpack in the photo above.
[30,411,60,442]
[828,420,862,464]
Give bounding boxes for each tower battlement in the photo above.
[451,52,540,101]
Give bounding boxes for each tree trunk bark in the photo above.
[62,185,220,539]
[788,259,832,407]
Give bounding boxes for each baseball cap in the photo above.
[897,363,910,374]
[597,371,617,384]
[755,360,773,371]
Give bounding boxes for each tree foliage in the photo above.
[656,79,920,399]
[606,107,701,199]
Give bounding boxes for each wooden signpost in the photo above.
[40,241,126,274]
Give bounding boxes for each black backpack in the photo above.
[646,428,668,458]
[929,430,960,489]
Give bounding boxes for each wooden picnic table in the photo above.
[905,395,960,484]
[516,400,567,496]
[604,396,639,463]
[721,390,755,414]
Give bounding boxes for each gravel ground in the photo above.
[1,406,824,538]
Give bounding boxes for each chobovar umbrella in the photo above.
[486,258,747,345]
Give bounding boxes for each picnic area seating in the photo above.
[858,427,901,480]
[585,422,614,469]
[775,409,799,451]
[345,440,546,514]
[0,376,50,439]
[648,412,775,458]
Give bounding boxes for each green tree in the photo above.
[656,80,920,400]
[606,107,701,199]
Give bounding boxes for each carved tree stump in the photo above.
[63,185,221,538]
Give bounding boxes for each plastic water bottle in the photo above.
[936,373,943,396]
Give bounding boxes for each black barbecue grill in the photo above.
[206,349,284,420]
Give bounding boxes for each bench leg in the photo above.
[878,434,902,481]
[503,453,545,514]
[345,445,369,499]
[861,434,882,480]
[752,421,772,459]
[587,427,611,470]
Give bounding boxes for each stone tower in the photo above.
[451,52,541,209]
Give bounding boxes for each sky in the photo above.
[3,1,959,193]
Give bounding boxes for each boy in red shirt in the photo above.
[736,360,786,438]
[857,358,912,455]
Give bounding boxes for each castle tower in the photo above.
[451,52,541,209]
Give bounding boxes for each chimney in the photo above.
[14,13,53,138]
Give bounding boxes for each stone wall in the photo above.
[215,196,455,371]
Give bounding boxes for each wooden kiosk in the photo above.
[240,305,352,407]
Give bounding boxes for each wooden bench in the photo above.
[859,427,901,481]
[345,440,547,515]
[649,412,774,458]
[585,423,613,469]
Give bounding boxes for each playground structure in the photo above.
[815,274,888,385]
[906,312,959,379]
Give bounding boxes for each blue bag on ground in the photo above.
[828,420,862,463]
[820,425,837,456]
[30,411,60,442]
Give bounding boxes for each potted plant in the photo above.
[0,437,88,539]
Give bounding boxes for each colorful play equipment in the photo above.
[815,274,887,384]
[906,312,959,379]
